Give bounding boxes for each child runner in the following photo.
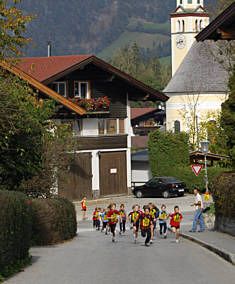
[168,206,183,243]
[128,205,135,230]
[92,208,99,229]
[159,204,168,238]
[131,205,142,243]
[107,203,120,242]
[135,205,153,247]
[149,203,159,244]
[119,204,127,235]
[100,208,105,232]
[102,209,109,235]
[81,196,87,220]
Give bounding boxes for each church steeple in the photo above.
[171,0,209,75]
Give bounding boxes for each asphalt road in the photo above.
[6,220,235,284]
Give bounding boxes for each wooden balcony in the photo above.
[74,134,128,150]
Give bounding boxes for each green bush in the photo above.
[30,197,77,245]
[211,172,235,219]
[0,190,32,280]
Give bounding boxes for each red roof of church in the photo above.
[131,108,157,120]
[16,55,92,82]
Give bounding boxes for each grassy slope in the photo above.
[98,31,170,60]
[98,18,171,60]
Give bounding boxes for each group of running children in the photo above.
[91,202,183,246]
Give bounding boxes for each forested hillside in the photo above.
[19,0,213,60]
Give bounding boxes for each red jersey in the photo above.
[107,210,120,224]
[169,212,183,227]
[81,200,87,210]
[93,210,99,221]
[139,213,153,230]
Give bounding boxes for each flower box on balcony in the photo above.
[68,97,110,112]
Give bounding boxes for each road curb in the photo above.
[169,228,235,265]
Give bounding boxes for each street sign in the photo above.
[191,165,203,176]
[110,168,117,174]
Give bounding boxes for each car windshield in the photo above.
[161,177,181,183]
[146,179,158,186]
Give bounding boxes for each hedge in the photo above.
[0,190,32,280]
[30,197,77,245]
[211,172,235,219]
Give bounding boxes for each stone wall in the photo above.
[215,215,235,237]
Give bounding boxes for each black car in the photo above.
[132,177,186,198]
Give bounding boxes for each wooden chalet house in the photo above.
[1,55,168,200]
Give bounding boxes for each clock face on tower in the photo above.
[176,34,186,49]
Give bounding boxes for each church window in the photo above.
[177,20,181,32]
[174,120,181,133]
[195,20,198,32]
[182,20,185,32]
[199,20,203,31]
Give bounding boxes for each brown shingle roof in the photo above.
[16,55,92,82]
[131,108,157,120]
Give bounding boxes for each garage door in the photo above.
[59,153,92,201]
[99,151,127,196]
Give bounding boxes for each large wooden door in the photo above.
[59,153,92,201]
[99,151,127,196]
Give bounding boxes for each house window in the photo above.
[188,0,192,3]
[180,0,183,4]
[174,120,181,133]
[107,119,117,135]
[74,81,90,98]
[119,119,125,134]
[98,119,105,135]
[197,0,200,4]
[99,119,124,135]
[52,82,66,97]
[73,120,83,136]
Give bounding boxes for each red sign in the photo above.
[191,165,203,176]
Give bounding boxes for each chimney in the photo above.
[48,41,52,57]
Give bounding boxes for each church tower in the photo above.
[171,0,210,75]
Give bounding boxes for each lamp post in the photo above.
[201,140,210,192]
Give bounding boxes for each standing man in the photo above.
[190,189,205,232]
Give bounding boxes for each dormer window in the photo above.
[52,82,66,97]
[74,81,90,98]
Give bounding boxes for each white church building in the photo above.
[164,0,229,135]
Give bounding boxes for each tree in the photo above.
[221,64,235,169]
[0,72,55,190]
[0,0,76,195]
[109,42,169,94]
[0,0,35,60]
